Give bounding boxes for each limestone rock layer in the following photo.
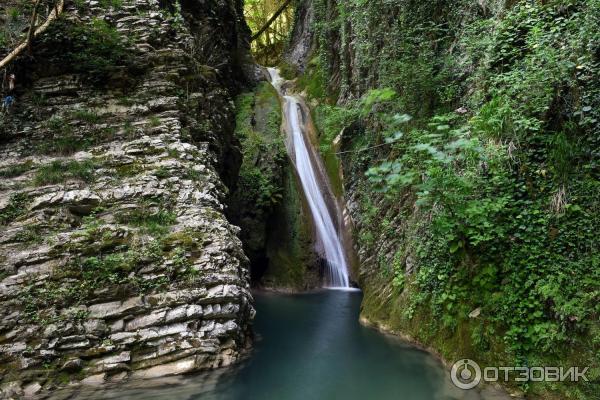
[0,0,254,396]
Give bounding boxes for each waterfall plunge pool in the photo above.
[62,290,509,400]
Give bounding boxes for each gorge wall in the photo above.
[287,0,599,399]
[0,0,256,396]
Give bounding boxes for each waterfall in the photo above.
[267,68,350,288]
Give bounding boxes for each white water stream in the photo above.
[267,68,350,288]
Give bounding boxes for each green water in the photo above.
[63,290,507,400]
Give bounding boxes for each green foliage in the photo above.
[34,160,95,186]
[0,161,33,178]
[360,88,396,115]
[245,0,295,65]
[117,204,177,236]
[296,57,328,100]
[313,0,468,114]
[14,225,44,244]
[99,0,123,8]
[312,1,600,396]
[36,117,87,155]
[549,132,577,184]
[238,167,283,208]
[37,135,89,156]
[154,167,172,179]
[45,116,70,132]
[0,193,28,226]
[36,114,120,155]
[115,162,144,178]
[1,2,29,52]
[391,251,405,292]
[42,18,130,82]
[234,82,286,211]
[277,60,298,80]
[7,7,20,21]
[73,19,129,76]
[148,116,161,127]
[72,109,103,124]
[313,104,358,153]
[21,218,204,324]
[22,239,173,324]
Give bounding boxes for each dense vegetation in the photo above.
[233,81,286,213]
[288,0,599,398]
[244,0,295,65]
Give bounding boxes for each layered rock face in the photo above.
[0,0,254,396]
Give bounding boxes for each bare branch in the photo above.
[250,0,292,42]
[27,0,43,54]
[0,0,64,71]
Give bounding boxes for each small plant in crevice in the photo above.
[117,202,177,236]
[115,162,145,178]
[72,109,103,124]
[0,161,33,178]
[34,160,96,186]
[0,193,28,226]
[20,228,204,324]
[148,116,162,127]
[14,225,45,244]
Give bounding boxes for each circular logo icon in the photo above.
[451,359,482,390]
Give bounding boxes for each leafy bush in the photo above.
[41,18,130,82]
[311,1,600,397]
[238,167,283,209]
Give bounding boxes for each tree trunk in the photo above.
[27,0,43,55]
[251,0,293,42]
[0,0,64,71]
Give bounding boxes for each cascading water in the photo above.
[267,68,350,288]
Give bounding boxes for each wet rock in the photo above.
[60,358,84,373]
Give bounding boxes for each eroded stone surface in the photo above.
[0,0,254,396]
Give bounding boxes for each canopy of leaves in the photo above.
[245,0,294,65]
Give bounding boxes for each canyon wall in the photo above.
[0,0,255,396]
[288,1,600,399]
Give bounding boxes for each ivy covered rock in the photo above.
[289,0,600,399]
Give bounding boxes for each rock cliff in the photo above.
[287,1,599,398]
[0,0,255,396]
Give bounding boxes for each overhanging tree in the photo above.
[0,0,64,70]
